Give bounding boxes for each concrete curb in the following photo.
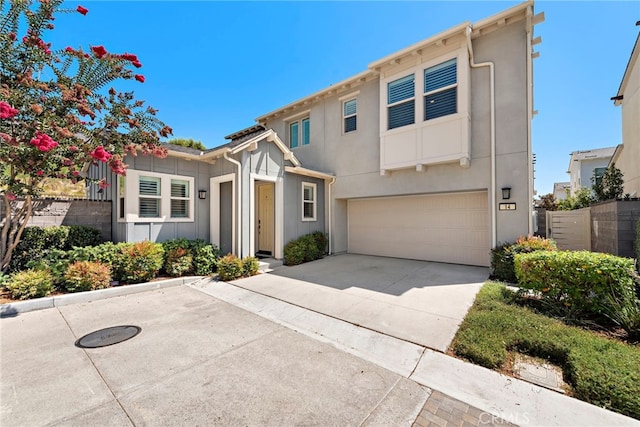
[0,276,204,318]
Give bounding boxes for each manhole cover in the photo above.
[75,325,141,348]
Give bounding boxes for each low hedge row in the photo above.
[3,236,223,300]
[9,225,103,272]
[515,250,640,338]
[283,232,328,266]
[490,235,557,283]
[217,254,259,281]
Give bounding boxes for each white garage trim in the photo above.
[348,191,489,266]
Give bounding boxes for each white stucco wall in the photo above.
[617,40,640,197]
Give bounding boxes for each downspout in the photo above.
[466,26,497,248]
[223,151,242,257]
[327,177,336,255]
[526,6,534,235]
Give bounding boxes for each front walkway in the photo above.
[231,254,489,351]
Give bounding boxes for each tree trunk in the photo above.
[1,195,33,273]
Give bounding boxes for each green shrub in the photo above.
[64,261,111,292]
[283,232,327,266]
[26,248,70,287]
[217,254,244,281]
[66,225,103,248]
[241,256,259,277]
[636,219,640,273]
[164,247,193,277]
[118,241,164,284]
[490,235,557,283]
[193,243,221,275]
[515,250,639,319]
[5,269,54,300]
[8,225,102,272]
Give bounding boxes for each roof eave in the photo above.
[614,32,640,105]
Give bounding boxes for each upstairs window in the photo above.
[343,98,357,133]
[139,176,161,218]
[593,167,607,187]
[289,117,310,148]
[302,182,316,221]
[424,58,457,121]
[387,74,415,130]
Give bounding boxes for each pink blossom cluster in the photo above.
[0,102,19,119]
[30,132,58,152]
[90,145,112,162]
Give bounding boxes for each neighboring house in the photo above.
[566,146,616,196]
[553,182,570,201]
[611,30,640,197]
[111,1,543,267]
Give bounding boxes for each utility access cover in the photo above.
[75,325,141,349]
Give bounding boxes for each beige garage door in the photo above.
[348,191,489,266]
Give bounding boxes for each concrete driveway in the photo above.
[232,254,489,351]
[1,285,428,426]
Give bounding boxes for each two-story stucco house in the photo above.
[611,29,640,198]
[111,1,543,267]
[566,146,617,196]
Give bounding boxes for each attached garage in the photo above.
[348,191,489,266]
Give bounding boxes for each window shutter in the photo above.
[344,116,357,133]
[139,198,159,217]
[139,176,160,196]
[424,58,457,93]
[290,122,299,148]
[344,99,357,116]
[171,180,189,198]
[388,101,415,130]
[302,118,310,145]
[171,200,188,218]
[425,87,457,120]
[388,74,414,104]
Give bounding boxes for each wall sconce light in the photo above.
[502,187,511,200]
[198,190,207,200]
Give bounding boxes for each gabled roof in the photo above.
[613,31,640,106]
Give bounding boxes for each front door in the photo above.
[256,182,275,255]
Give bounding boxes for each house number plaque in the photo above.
[499,203,516,211]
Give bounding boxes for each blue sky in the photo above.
[50,1,640,196]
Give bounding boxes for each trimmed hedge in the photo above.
[491,235,557,283]
[284,232,328,266]
[161,238,221,276]
[217,254,259,281]
[515,250,639,319]
[9,225,103,272]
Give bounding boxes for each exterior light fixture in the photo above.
[502,187,511,200]
[198,190,207,200]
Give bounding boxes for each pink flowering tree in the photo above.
[0,0,172,272]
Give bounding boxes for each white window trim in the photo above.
[379,50,467,137]
[287,115,310,149]
[342,97,358,134]
[119,169,195,223]
[301,182,317,222]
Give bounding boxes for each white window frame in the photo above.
[118,169,195,223]
[423,58,458,121]
[343,98,357,134]
[286,112,310,149]
[301,182,317,222]
[386,73,415,131]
